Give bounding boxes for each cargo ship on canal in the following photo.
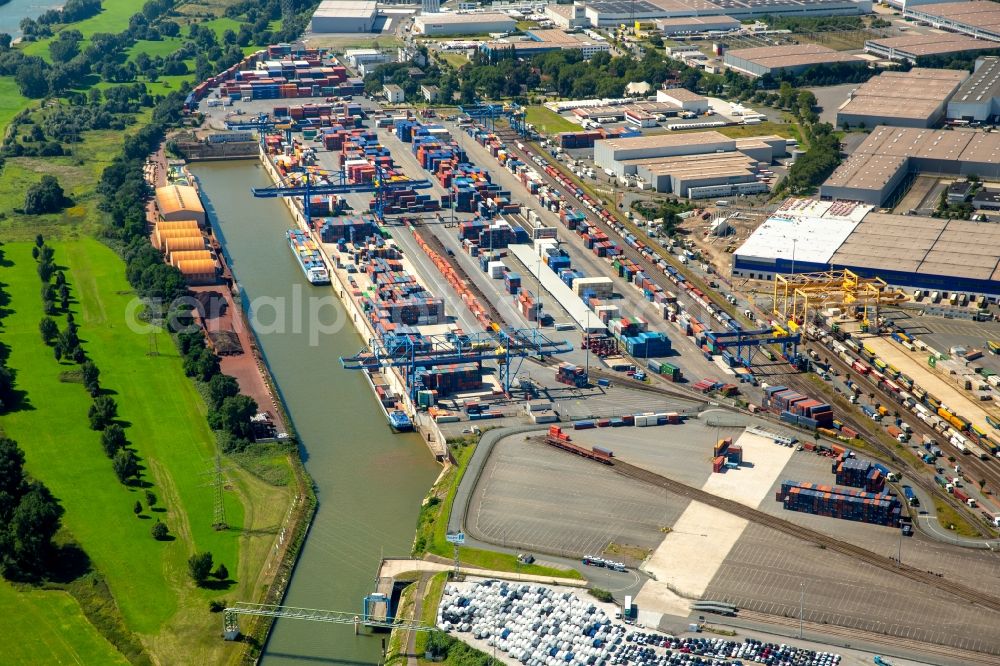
[287,228,331,284]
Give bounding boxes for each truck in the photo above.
[887,425,908,442]
[902,485,918,506]
[861,405,882,422]
[952,487,970,503]
[851,360,870,375]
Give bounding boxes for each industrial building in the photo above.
[723,43,866,77]
[155,184,206,226]
[864,33,1000,63]
[902,1,1000,42]
[820,126,1000,205]
[579,0,871,27]
[344,48,391,69]
[594,130,787,196]
[310,0,378,33]
[384,84,405,104]
[480,29,610,59]
[654,15,740,35]
[948,56,1000,122]
[545,2,590,28]
[656,87,709,113]
[413,12,517,35]
[733,198,1000,295]
[836,68,968,129]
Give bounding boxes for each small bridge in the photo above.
[222,602,436,640]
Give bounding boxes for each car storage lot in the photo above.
[705,521,1000,657]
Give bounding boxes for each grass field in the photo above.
[525,105,580,135]
[0,582,129,665]
[674,120,792,139]
[0,239,292,662]
[23,0,144,58]
[0,78,28,139]
[438,52,470,70]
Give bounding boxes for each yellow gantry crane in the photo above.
[771,269,907,333]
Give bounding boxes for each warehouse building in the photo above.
[595,131,787,196]
[414,12,517,35]
[948,56,1000,122]
[733,199,1000,295]
[656,87,709,113]
[820,126,1000,206]
[155,184,206,226]
[480,29,610,59]
[310,0,378,33]
[836,68,968,129]
[545,2,590,28]
[864,33,1000,63]
[723,43,866,77]
[654,15,740,35]
[903,1,1000,42]
[580,0,871,27]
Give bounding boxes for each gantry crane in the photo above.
[460,103,529,137]
[251,163,434,221]
[340,327,573,401]
[225,112,296,144]
[772,269,907,334]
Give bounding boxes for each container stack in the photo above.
[504,272,521,294]
[518,290,539,321]
[315,216,377,243]
[833,455,885,493]
[555,362,588,388]
[777,481,901,527]
[418,363,482,394]
[766,386,833,429]
[646,359,681,381]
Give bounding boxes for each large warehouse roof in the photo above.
[598,130,729,152]
[734,199,1000,291]
[155,184,204,216]
[725,43,864,72]
[313,0,377,18]
[866,34,1000,59]
[951,56,1000,106]
[904,1,1000,37]
[418,11,513,24]
[836,68,967,124]
[829,214,1000,282]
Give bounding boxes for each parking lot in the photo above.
[468,433,690,561]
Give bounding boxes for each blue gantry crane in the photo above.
[251,164,434,221]
[340,327,572,401]
[460,103,529,137]
[225,112,296,144]
[705,327,803,370]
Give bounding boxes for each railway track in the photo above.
[608,458,1000,614]
[733,609,1000,665]
[801,334,1000,527]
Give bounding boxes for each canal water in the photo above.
[191,160,439,665]
[1,0,64,37]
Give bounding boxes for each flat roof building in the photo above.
[864,33,1000,63]
[155,184,206,226]
[595,131,787,196]
[903,1,1000,42]
[581,0,871,27]
[310,0,378,33]
[545,2,590,28]
[414,12,517,35]
[732,198,1000,295]
[820,126,1000,205]
[654,15,740,34]
[836,68,968,129]
[948,56,1000,121]
[656,87,709,113]
[480,29,610,59]
[723,43,867,77]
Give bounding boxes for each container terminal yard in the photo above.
[170,42,1000,666]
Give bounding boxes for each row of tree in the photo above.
[0,437,64,581]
